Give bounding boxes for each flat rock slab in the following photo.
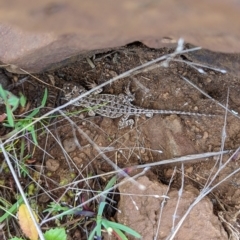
[0,0,240,73]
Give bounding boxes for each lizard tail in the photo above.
[151,109,214,117]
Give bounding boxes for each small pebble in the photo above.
[203,131,209,139]
[164,168,175,178]
[73,153,88,166]
[186,166,193,174]
[206,77,212,83]
[79,113,85,119]
[195,127,200,133]
[85,130,91,135]
[140,148,145,154]
[73,157,83,165]
[109,70,117,77]
[38,193,51,203]
[144,156,149,161]
[63,137,78,153]
[46,159,60,172]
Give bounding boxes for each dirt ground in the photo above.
[1,43,240,239]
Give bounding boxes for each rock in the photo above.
[117,175,228,240]
[45,159,60,172]
[38,193,50,203]
[72,152,88,168]
[141,116,197,158]
[63,137,78,153]
[0,1,239,73]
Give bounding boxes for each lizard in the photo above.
[63,82,213,129]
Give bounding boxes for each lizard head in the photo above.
[63,83,86,101]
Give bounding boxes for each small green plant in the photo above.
[44,174,141,239]
[0,85,26,127]
[6,203,67,240]
[43,228,67,240]
[0,196,23,223]
[44,202,85,220]
[0,85,48,145]
[88,175,141,240]
[9,228,67,240]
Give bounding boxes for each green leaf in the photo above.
[43,202,83,220]
[19,93,27,107]
[9,237,25,240]
[104,176,117,192]
[112,227,128,240]
[97,201,107,219]
[26,108,40,118]
[101,219,128,240]
[96,215,103,237]
[29,125,38,145]
[106,220,142,238]
[44,228,67,240]
[101,219,114,236]
[19,162,29,178]
[6,105,14,127]
[0,196,23,223]
[26,88,47,118]
[2,123,12,127]
[7,94,19,110]
[0,85,7,100]
[44,202,70,213]
[41,88,48,107]
[0,85,22,127]
[88,225,97,240]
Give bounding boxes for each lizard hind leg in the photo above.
[87,109,96,117]
[118,114,134,129]
[145,112,153,118]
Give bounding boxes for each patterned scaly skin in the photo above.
[63,83,212,129]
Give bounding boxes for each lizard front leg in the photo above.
[124,82,135,102]
[85,80,103,95]
[118,114,134,129]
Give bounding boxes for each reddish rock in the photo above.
[117,175,228,239]
[0,1,239,73]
